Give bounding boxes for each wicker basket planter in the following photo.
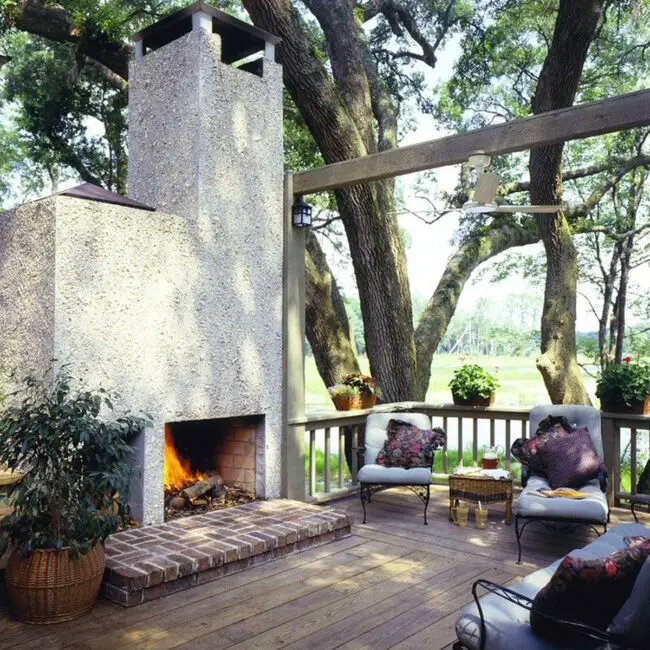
[360,393,377,409]
[451,392,496,407]
[600,395,650,415]
[6,544,105,624]
[332,393,363,411]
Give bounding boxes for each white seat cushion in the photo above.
[358,464,432,485]
[516,475,608,523]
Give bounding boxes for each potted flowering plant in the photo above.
[596,357,650,414]
[449,364,499,407]
[342,374,381,409]
[327,384,362,411]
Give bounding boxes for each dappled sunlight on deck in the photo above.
[0,487,646,649]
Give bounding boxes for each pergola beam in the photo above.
[292,88,650,196]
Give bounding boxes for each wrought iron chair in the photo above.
[515,404,609,563]
[453,579,615,650]
[357,412,435,524]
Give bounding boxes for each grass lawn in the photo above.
[304,353,649,491]
[306,353,599,410]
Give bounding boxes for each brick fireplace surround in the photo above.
[103,501,353,607]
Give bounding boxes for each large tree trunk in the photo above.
[244,0,417,401]
[530,0,605,404]
[414,219,540,399]
[305,232,360,387]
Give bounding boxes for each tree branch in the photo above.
[8,1,130,80]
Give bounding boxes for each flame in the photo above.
[164,428,207,491]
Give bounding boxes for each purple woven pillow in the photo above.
[537,427,602,489]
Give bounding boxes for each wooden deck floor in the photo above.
[0,485,647,650]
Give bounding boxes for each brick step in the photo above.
[103,499,353,607]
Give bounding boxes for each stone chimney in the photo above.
[128,1,283,218]
[0,3,285,525]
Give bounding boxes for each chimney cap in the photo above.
[132,2,281,64]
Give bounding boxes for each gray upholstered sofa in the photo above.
[454,522,650,649]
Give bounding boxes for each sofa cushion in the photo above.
[510,423,573,473]
[375,419,444,469]
[454,523,650,650]
[608,557,650,649]
[364,413,432,467]
[530,541,650,643]
[537,427,603,489]
[357,464,432,485]
[516,475,608,523]
[529,405,604,459]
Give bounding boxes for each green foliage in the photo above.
[596,360,650,407]
[0,367,151,556]
[327,384,358,398]
[304,449,351,491]
[448,364,499,400]
[342,373,379,397]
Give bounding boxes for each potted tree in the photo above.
[0,367,150,624]
[342,374,381,409]
[328,384,362,411]
[596,357,650,414]
[449,364,499,407]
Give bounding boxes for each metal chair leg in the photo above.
[515,514,523,564]
[632,501,639,523]
[423,484,430,525]
[360,483,368,524]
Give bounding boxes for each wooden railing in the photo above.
[289,403,650,506]
[601,412,650,505]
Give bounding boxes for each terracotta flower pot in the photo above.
[452,393,496,407]
[6,544,105,624]
[360,393,377,409]
[600,395,650,415]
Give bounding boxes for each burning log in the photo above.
[180,474,224,501]
[169,495,189,510]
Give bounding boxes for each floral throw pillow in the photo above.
[375,419,445,469]
[510,423,573,473]
[530,540,650,644]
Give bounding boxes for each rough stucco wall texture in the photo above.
[125,27,285,523]
[0,199,56,377]
[0,28,284,526]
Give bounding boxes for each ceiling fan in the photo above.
[462,153,563,215]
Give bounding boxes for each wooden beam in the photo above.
[293,88,650,196]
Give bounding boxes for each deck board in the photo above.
[1,485,647,649]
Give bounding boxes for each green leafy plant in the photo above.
[341,373,381,398]
[448,364,499,400]
[327,384,359,398]
[0,367,151,556]
[596,358,650,407]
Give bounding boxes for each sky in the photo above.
[319,32,649,335]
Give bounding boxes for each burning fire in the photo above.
[164,428,207,491]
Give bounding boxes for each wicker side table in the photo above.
[448,474,514,525]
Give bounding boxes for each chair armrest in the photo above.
[471,579,612,650]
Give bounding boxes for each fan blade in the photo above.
[473,172,500,204]
[492,205,563,214]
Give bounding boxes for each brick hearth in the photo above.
[103,500,352,607]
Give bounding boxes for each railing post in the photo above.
[282,171,306,501]
[601,415,620,507]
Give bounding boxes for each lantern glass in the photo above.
[292,196,312,228]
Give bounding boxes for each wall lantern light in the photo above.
[292,195,312,228]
